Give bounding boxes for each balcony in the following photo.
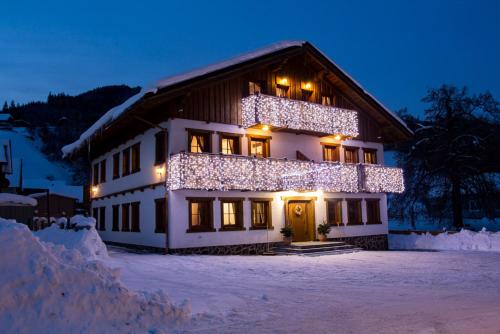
[167,152,404,193]
[241,94,359,137]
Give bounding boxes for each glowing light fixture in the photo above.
[156,165,166,177]
[261,125,270,131]
[302,81,313,92]
[276,76,289,87]
[334,134,342,141]
[91,186,98,195]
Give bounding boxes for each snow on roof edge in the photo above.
[28,192,79,200]
[0,193,37,207]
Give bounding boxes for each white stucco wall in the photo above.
[90,118,389,249]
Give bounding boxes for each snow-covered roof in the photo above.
[28,192,79,200]
[0,193,37,207]
[62,40,411,156]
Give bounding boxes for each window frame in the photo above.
[131,201,140,232]
[219,198,245,231]
[248,81,265,95]
[187,197,215,233]
[325,199,343,227]
[122,147,131,176]
[99,206,106,231]
[247,134,271,158]
[112,204,119,231]
[187,129,213,153]
[99,160,106,183]
[321,143,340,162]
[249,198,273,230]
[131,143,141,174]
[121,203,130,232]
[366,199,382,224]
[112,153,120,179]
[346,199,363,225]
[218,132,242,155]
[155,131,167,165]
[154,198,167,234]
[363,149,378,164]
[343,146,359,164]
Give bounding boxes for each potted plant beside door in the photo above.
[317,220,331,242]
[280,226,294,245]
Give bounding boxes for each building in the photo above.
[28,192,78,218]
[64,41,412,254]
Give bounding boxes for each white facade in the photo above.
[90,118,390,250]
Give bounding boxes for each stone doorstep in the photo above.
[274,244,358,254]
[287,241,347,249]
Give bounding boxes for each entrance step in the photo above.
[271,241,362,256]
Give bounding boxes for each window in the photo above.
[112,153,120,179]
[155,198,167,233]
[326,200,342,226]
[249,81,263,95]
[346,200,362,225]
[100,160,106,183]
[93,163,99,186]
[220,134,241,155]
[363,149,377,164]
[248,135,270,158]
[251,199,272,229]
[155,131,167,165]
[92,207,98,223]
[99,207,106,231]
[366,200,381,224]
[220,199,244,230]
[121,203,130,232]
[188,130,211,153]
[322,95,332,106]
[131,202,140,232]
[276,86,289,98]
[112,205,119,231]
[323,144,340,162]
[188,198,214,232]
[122,147,130,176]
[131,143,140,173]
[344,147,359,163]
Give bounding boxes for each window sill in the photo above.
[112,228,119,232]
[121,229,130,232]
[345,222,363,226]
[186,228,216,233]
[131,230,141,233]
[154,230,166,234]
[249,226,274,230]
[366,221,383,225]
[218,227,246,232]
[112,176,120,180]
[131,169,141,174]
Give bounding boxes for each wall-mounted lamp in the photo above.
[301,81,313,92]
[261,125,270,131]
[156,165,166,177]
[276,76,289,87]
[334,134,342,141]
[91,186,98,196]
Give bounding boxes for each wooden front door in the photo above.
[285,199,315,242]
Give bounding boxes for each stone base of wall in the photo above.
[105,241,166,254]
[170,242,282,255]
[330,234,388,250]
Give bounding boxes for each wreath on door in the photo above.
[294,204,303,217]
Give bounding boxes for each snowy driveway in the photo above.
[106,250,500,333]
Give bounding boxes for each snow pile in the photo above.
[389,228,500,252]
[0,193,37,206]
[0,218,190,333]
[35,223,108,260]
[70,214,96,228]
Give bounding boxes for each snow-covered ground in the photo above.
[390,228,500,252]
[106,249,500,333]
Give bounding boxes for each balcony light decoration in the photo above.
[301,81,313,92]
[242,94,359,137]
[363,165,405,193]
[276,76,289,87]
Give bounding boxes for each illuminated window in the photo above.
[188,198,213,232]
[326,200,342,226]
[344,147,359,163]
[363,149,377,164]
[322,95,332,106]
[249,81,262,95]
[248,136,270,158]
[366,199,381,224]
[220,134,240,155]
[323,145,339,162]
[276,86,289,98]
[251,200,272,229]
[188,131,211,153]
[346,200,362,225]
[220,199,243,230]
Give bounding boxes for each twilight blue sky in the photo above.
[1,0,499,116]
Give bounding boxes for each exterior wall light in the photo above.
[156,165,166,177]
[334,134,342,141]
[91,186,98,196]
[261,125,270,131]
[276,76,289,87]
[301,81,313,92]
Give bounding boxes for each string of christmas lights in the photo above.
[167,152,404,193]
[242,94,359,137]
